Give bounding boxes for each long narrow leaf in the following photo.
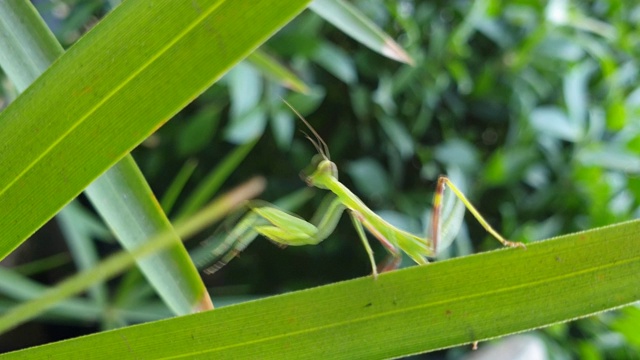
[85,156,211,313]
[310,0,413,64]
[3,220,638,358]
[0,1,213,315]
[160,159,198,214]
[0,0,61,92]
[57,202,108,308]
[0,267,164,324]
[0,0,311,261]
[247,50,310,94]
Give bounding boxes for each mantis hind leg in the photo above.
[376,254,404,274]
[205,195,346,274]
[432,176,526,253]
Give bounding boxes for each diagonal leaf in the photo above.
[175,139,260,221]
[3,220,638,358]
[160,159,199,214]
[247,50,310,94]
[85,156,213,313]
[0,2,62,93]
[310,0,414,64]
[0,267,166,324]
[57,202,108,308]
[0,1,214,315]
[0,0,311,261]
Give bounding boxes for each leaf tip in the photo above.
[283,80,311,95]
[382,38,414,66]
[194,293,215,312]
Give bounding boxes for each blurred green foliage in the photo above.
[1,0,639,358]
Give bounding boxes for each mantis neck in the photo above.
[317,174,379,222]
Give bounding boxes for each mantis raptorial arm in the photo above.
[204,194,378,276]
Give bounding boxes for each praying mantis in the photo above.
[204,103,525,277]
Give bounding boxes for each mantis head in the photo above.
[303,156,338,189]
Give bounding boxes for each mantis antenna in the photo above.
[281,99,331,160]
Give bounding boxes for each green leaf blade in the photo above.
[0,0,216,316]
[0,1,63,92]
[4,220,637,358]
[0,0,311,261]
[85,156,210,314]
[309,0,413,65]
[247,50,310,94]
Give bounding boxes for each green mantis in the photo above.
[204,105,525,277]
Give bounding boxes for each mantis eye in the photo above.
[310,154,324,167]
[315,160,339,180]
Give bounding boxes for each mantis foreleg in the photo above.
[205,195,351,274]
[348,212,378,278]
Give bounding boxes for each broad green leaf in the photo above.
[269,105,296,149]
[576,147,640,173]
[310,0,413,64]
[346,158,391,199]
[0,1,216,316]
[564,61,594,127]
[225,62,266,144]
[376,115,414,159]
[0,0,311,261]
[611,306,640,348]
[530,106,583,142]
[3,220,638,358]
